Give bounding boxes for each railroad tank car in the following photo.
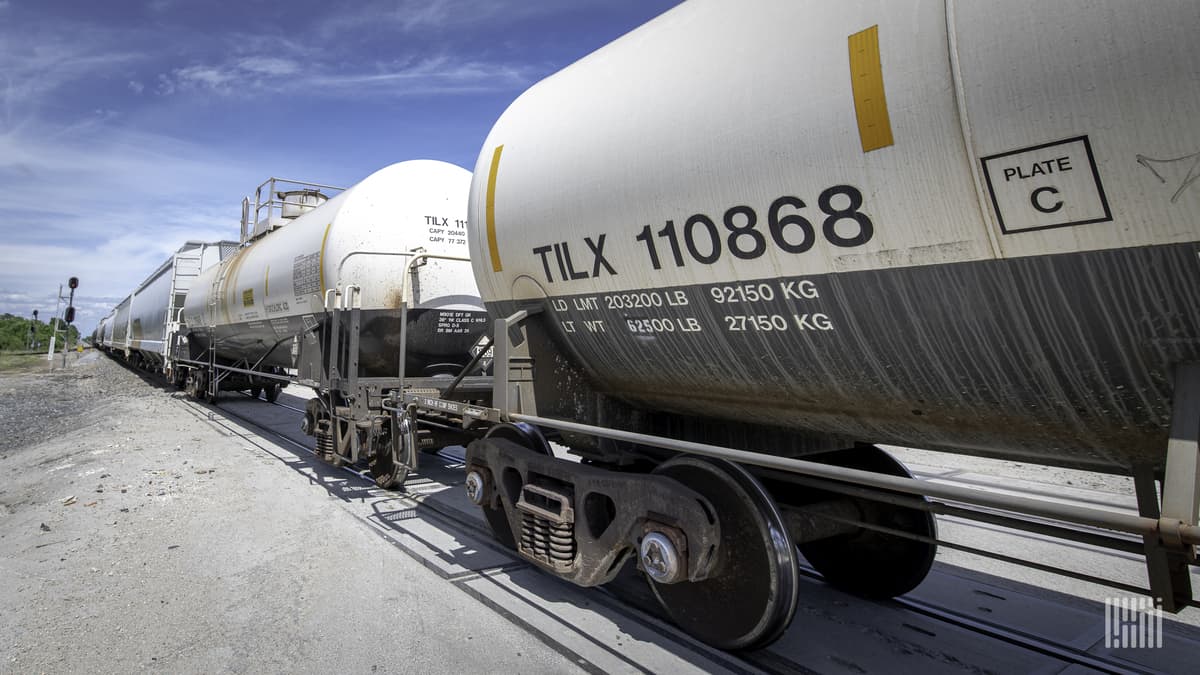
[469,0,1200,476]
[182,160,488,381]
[455,0,1200,649]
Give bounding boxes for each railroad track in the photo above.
[177,390,1190,674]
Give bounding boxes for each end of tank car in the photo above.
[394,0,1200,650]
[179,160,491,488]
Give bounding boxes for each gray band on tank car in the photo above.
[487,241,1200,474]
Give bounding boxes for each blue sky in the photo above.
[0,0,681,332]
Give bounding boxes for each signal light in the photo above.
[68,277,79,289]
[64,307,76,323]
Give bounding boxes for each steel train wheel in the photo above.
[264,384,281,403]
[249,386,262,399]
[797,445,937,599]
[188,371,214,403]
[479,423,552,549]
[369,415,413,489]
[648,456,799,651]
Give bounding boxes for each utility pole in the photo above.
[47,286,62,364]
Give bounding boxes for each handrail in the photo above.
[399,251,474,308]
[509,412,1200,548]
[341,285,361,310]
[243,176,346,244]
[332,250,474,308]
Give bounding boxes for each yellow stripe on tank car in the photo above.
[848,25,894,153]
[486,145,504,272]
[318,222,333,294]
[264,265,269,298]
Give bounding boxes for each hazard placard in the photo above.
[980,136,1112,234]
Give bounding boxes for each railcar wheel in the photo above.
[479,423,552,549]
[369,416,413,489]
[648,456,799,651]
[797,445,937,599]
[249,386,262,399]
[264,384,281,403]
[188,371,213,402]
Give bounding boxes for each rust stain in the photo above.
[384,286,405,310]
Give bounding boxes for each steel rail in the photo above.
[192,391,1185,672]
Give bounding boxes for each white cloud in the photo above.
[0,28,142,133]
[0,123,261,330]
[318,0,607,37]
[156,53,529,99]
[237,56,301,76]
[0,0,565,330]
[171,64,239,92]
[155,72,175,95]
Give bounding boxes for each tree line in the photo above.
[0,314,82,352]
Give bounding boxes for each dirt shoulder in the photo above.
[0,355,575,673]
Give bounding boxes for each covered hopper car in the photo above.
[94,240,237,372]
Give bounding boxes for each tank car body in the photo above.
[469,0,1200,476]
[182,160,488,380]
[446,0,1200,649]
[181,160,488,487]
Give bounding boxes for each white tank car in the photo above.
[183,160,488,377]
[469,0,1200,474]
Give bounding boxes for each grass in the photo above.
[0,351,64,373]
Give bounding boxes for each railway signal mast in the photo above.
[47,277,79,368]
